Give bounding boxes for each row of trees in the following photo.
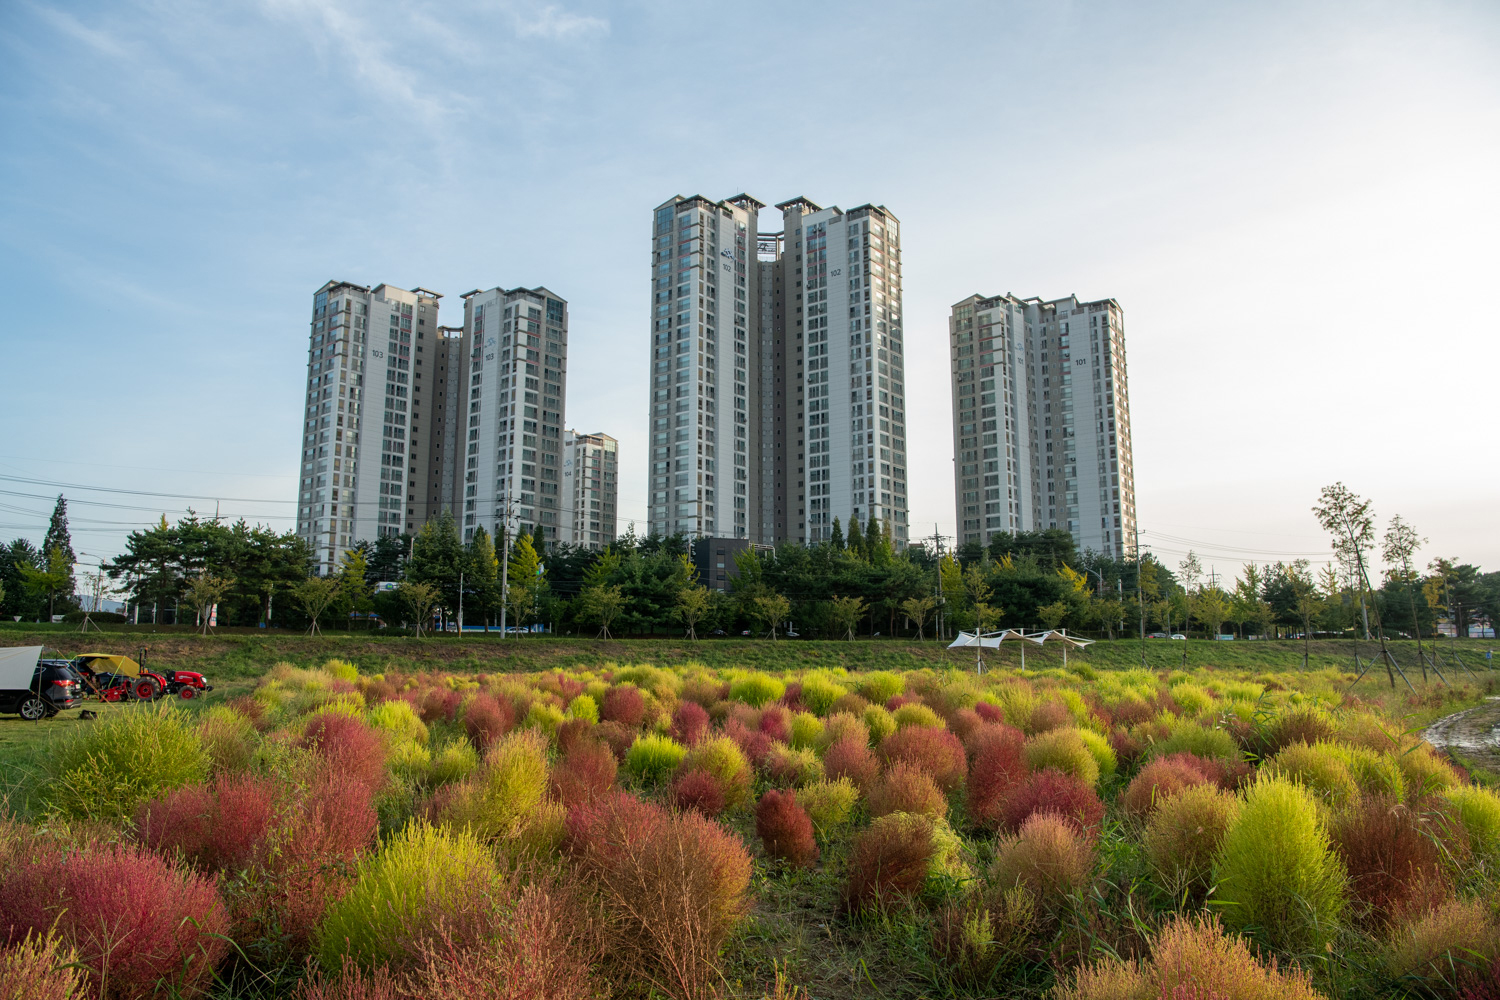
[6,486,1496,641]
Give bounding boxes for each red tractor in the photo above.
[72,653,213,702]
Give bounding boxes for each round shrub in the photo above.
[669,700,710,745]
[1152,720,1241,763]
[844,812,936,911]
[524,700,567,734]
[1143,783,1240,889]
[729,673,786,708]
[1386,897,1500,984]
[789,711,824,749]
[1168,682,1215,716]
[823,734,880,792]
[681,735,752,808]
[863,704,898,743]
[1445,784,1500,863]
[429,741,479,786]
[1213,775,1348,952]
[858,671,905,704]
[672,768,726,816]
[756,790,818,867]
[1397,745,1463,798]
[967,725,1028,829]
[549,738,618,809]
[298,711,389,791]
[0,841,229,999]
[868,762,948,820]
[1264,741,1359,809]
[723,718,773,769]
[42,703,210,823]
[0,930,86,999]
[1074,728,1117,779]
[318,821,501,970]
[137,773,280,873]
[800,673,850,715]
[1120,755,1211,816]
[1000,768,1106,839]
[196,706,259,776]
[990,812,1094,906]
[816,711,870,753]
[879,725,967,792]
[798,777,859,835]
[625,733,688,784]
[593,720,636,761]
[1331,795,1451,925]
[1024,728,1100,787]
[601,685,647,727]
[367,699,430,747]
[893,702,943,730]
[566,694,599,724]
[758,704,793,742]
[1334,744,1406,801]
[462,693,515,750]
[431,729,549,840]
[1264,706,1336,755]
[765,742,824,787]
[1027,699,1073,734]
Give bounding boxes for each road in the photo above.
[1424,696,1500,779]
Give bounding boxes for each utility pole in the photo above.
[1134,522,1146,666]
[925,524,949,641]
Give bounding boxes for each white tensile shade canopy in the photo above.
[0,646,43,691]
[948,629,1095,670]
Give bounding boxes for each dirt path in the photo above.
[1424,696,1500,779]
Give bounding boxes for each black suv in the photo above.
[0,659,82,720]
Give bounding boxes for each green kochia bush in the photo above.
[318,821,501,969]
[1213,775,1347,952]
[1445,784,1500,863]
[43,703,210,822]
[625,733,688,783]
[1153,720,1240,764]
[729,673,785,708]
[799,673,849,715]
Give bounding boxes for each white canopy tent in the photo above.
[948,629,1042,672]
[1027,629,1096,667]
[0,646,43,692]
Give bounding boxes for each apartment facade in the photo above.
[648,194,909,549]
[458,286,569,546]
[296,281,443,576]
[949,293,1136,560]
[561,431,618,550]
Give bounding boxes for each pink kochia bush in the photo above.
[0,842,228,1000]
[463,693,516,751]
[549,738,619,809]
[600,685,646,728]
[823,734,880,791]
[756,790,818,867]
[670,701,710,746]
[1001,767,1106,839]
[136,773,280,871]
[965,723,1028,828]
[299,711,388,791]
[879,725,967,792]
[672,769,727,817]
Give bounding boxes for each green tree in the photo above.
[396,580,440,637]
[182,571,234,635]
[466,527,500,630]
[676,583,712,640]
[18,546,74,622]
[409,510,464,618]
[1196,587,1233,637]
[506,531,544,629]
[827,594,868,640]
[578,584,625,638]
[900,595,937,641]
[338,548,373,629]
[846,517,865,559]
[1037,600,1070,631]
[829,518,845,551]
[43,494,75,582]
[293,575,342,636]
[753,593,792,639]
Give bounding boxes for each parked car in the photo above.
[1170,634,1186,640]
[0,646,81,720]
[1147,632,1169,639]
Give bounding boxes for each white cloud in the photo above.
[512,4,608,40]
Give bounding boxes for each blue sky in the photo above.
[2,0,1497,582]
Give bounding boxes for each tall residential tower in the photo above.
[562,431,618,550]
[297,281,442,575]
[949,293,1136,560]
[648,194,908,548]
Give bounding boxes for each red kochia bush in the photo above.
[419,687,463,724]
[592,720,637,762]
[227,694,269,731]
[823,734,880,791]
[966,726,1029,828]
[550,739,618,809]
[844,813,936,911]
[1331,796,1453,925]
[879,726,967,792]
[556,717,593,754]
[0,843,228,1000]
[672,769,727,817]
[724,718,775,767]
[973,701,1004,725]
[463,693,516,751]
[758,704,792,743]
[868,763,948,820]
[1120,755,1212,816]
[299,711,388,791]
[601,686,647,728]
[1000,767,1105,840]
[670,701,710,746]
[886,694,921,712]
[948,708,985,744]
[756,790,818,867]
[137,774,279,872]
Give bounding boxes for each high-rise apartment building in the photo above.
[948,293,1136,560]
[561,431,618,550]
[458,286,569,546]
[648,194,908,548]
[297,281,442,575]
